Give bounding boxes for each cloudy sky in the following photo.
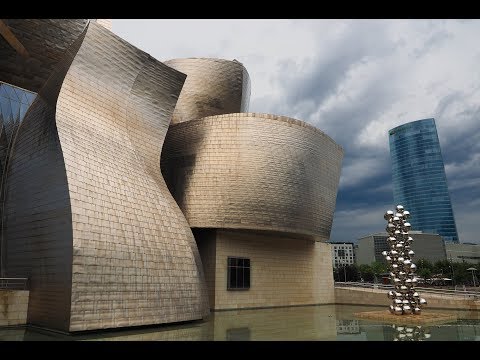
[112,19,480,244]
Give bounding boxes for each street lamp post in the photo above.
[467,267,477,288]
[449,256,456,288]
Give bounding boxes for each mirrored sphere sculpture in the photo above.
[384,205,427,315]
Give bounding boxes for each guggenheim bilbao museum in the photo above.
[0,19,344,332]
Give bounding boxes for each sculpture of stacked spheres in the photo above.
[383,205,427,315]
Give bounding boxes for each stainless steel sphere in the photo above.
[403,222,411,231]
[396,205,404,212]
[403,210,410,219]
[384,210,394,220]
[413,307,421,315]
[419,298,427,306]
[389,305,395,314]
[388,291,396,299]
[394,306,403,315]
[408,250,415,257]
[403,305,412,314]
[386,223,395,233]
[410,264,417,272]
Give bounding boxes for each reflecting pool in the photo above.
[1,305,480,341]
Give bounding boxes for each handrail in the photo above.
[0,277,28,290]
[335,281,480,299]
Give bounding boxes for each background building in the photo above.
[389,118,459,243]
[356,231,447,265]
[330,242,355,268]
[446,243,480,264]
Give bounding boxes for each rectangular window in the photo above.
[338,249,346,258]
[227,257,250,290]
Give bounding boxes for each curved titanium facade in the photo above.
[161,113,344,240]
[2,21,209,332]
[164,58,251,124]
[0,19,90,93]
[389,118,459,243]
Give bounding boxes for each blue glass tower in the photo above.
[389,118,459,243]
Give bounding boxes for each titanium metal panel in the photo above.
[0,19,89,93]
[3,21,209,332]
[164,58,251,124]
[162,113,344,241]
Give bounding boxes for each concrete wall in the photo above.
[446,243,480,263]
[0,290,29,326]
[335,286,480,311]
[355,236,375,265]
[198,229,335,310]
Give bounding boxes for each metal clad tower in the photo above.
[389,118,459,243]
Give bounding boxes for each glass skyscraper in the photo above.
[389,118,459,243]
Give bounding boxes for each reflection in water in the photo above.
[226,327,251,341]
[391,325,431,341]
[0,305,479,341]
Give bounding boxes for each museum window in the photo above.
[227,257,250,290]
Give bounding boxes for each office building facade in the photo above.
[356,231,447,265]
[389,118,459,243]
[330,242,355,268]
[446,243,480,264]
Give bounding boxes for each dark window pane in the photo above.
[229,267,237,289]
[227,257,250,290]
[244,268,250,288]
[236,267,243,288]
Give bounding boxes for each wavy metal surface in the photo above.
[164,58,251,124]
[0,19,89,93]
[3,21,209,332]
[161,113,344,241]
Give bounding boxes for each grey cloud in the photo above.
[413,29,453,59]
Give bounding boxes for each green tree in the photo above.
[358,264,374,282]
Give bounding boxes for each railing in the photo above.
[0,277,28,290]
[335,281,480,299]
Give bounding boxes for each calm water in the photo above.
[1,305,480,341]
